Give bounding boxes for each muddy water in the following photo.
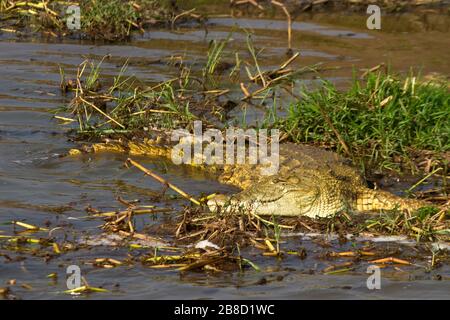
[0,12,449,299]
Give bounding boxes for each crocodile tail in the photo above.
[354,187,427,213]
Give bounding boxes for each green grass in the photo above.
[270,71,450,172]
[81,0,140,41]
[363,206,449,242]
[81,0,172,41]
[0,0,176,41]
[203,36,229,77]
[59,56,196,137]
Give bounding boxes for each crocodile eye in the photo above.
[271,177,282,183]
[287,176,300,184]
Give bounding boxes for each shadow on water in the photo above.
[0,6,448,299]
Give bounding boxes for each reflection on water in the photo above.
[0,10,448,299]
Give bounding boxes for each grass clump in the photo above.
[81,0,144,41]
[363,207,449,242]
[271,71,450,172]
[58,56,197,137]
[0,0,181,40]
[81,0,171,41]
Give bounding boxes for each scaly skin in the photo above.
[72,137,427,218]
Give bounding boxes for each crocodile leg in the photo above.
[353,187,427,212]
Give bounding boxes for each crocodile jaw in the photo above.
[207,192,340,218]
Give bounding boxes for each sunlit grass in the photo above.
[59,56,196,137]
[270,71,450,172]
[0,0,175,40]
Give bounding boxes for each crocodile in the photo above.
[71,134,427,218]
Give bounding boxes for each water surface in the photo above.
[0,11,449,299]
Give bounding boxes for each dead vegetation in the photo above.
[56,39,320,140]
[75,190,449,275]
[75,158,449,274]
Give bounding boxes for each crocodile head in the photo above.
[207,169,350,218]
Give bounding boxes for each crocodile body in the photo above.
[77,137,426,218]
